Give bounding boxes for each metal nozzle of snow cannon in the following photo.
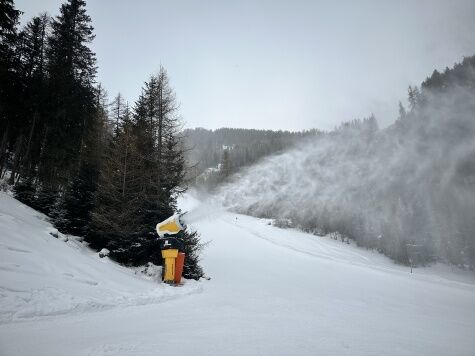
[156,214,184,238]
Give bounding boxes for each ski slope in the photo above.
[0,192,474,355]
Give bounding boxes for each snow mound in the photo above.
[0,193,201,324]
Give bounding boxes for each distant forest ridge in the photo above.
[183,127,322,186]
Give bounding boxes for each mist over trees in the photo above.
[0,0,203,278]
[219,56,475,270]
[184,127,321,189]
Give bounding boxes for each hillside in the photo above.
[217,55,475,268]
[0,192,200,323]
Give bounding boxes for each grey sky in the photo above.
[16,0,475,131]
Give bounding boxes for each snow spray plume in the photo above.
[216,81,475,268]
[180,201,224,225]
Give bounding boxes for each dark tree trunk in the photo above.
[9,135,24,185]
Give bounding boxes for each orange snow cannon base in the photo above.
[174,252,185,284]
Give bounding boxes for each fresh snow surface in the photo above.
[1,192,475,355]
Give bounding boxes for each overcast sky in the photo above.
[16,0,475,131]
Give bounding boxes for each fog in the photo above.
[217,78,475,267]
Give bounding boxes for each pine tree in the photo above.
[0,0,21,177]
[89,118,142,251]
[53,84,107,236]
[220,149,231,179]
[14,14,50,182]
[176,230,204,280]
[19,14,49,81]
[0,0,21,95]
[408,85,420,112]
[47,0,95,88]
[52,158,99,235]
[132,67,182,236]
[42,0,97,190]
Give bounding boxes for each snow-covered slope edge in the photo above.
[192,192,475,287]
[0,193,201,324]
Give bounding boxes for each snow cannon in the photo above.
[156,214,184,237]
[156,214,186,284]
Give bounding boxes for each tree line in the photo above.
[0,0,203,279]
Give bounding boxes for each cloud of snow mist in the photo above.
[180,200,224,225]
[215,85,475,265]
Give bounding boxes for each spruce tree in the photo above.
[53,84,107,235]
[42,0,97,190]
[15,14,49,182]
[219,149,231,179]
[176,230,205,280]
[0,0,21,177]
[89,117,143,252]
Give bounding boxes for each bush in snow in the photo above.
[98,248,109,258]
[273,218,293,229]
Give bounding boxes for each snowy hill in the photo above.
[0,192,200,323]
[1,192,475,355]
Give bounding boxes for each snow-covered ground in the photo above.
[1,192,474,355]
[0,193,201,325]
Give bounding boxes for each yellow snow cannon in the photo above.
[156,214,185,283]
[156,214,184,238]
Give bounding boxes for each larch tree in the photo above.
[110,93,126,135]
